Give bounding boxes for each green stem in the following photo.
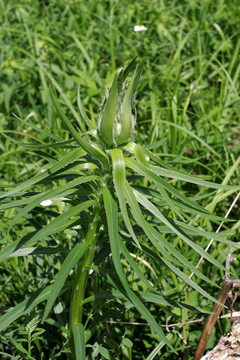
[68,209,100,360]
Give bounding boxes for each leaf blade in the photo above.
[43,242,89,321]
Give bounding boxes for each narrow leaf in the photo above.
[125,157,212,213]
[125,183,223,303]
[0,148,86,199]
[9,175,98,230]
[152,165,240,190]
[117,64,141,145]
[110,148,140,247]
[43,242,89,321]
[77,83,95,130]
[0,200,95,262]
[102,188,174,349]
[50,85,108,168]
[99,73,118,146]
[72,323,85,360]
[0,285,53,332]
[134,189,227,272]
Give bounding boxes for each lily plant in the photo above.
[0,59,239,359]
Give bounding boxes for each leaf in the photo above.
[133,188,228,273]
[110,148,140,247]
[117,64,141,145]
[125,157,215,213]
[47,71,86,133]
[43,242,89,321]
[0,200,95,262]
[99,73,118,146]
[0,148,86,199]
[146,334,174,360]
[122,338,133,348]
[124,183,223,304]
[99,346,111,360]
[77,83,96,130]
[6,246,67,258]
[9,175,98,230]
[0,285,54,332]
[151,165,240,190]
[173,219,238,246]
[102,188,174,350]
[7,340,29,356]
[50,85,108,169]
[13,113,63,141]
[71,323,85,360]
[118,237,158,293]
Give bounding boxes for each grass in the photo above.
[0,0,240,359]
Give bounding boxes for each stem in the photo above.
[68,209,100,360]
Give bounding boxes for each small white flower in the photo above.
[134,25,148,32]
[40,199,52,207]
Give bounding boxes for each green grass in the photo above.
[0,0,240,359]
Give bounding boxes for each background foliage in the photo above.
[0,0,240,359]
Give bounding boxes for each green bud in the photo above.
[98,59,141,148]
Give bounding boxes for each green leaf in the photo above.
[126,143,192,220]
[77,83,96,130]
[0,147,86,199]
[122,338,133,348]
[83,286,210,313]
[173,219,238,246]
[47,71,86,133]
[9,175,98,230]
[118,236,158,293]
[7,340,29,356]
[0,200,95,262]
[99,346,111,360]
[110,148,140,248]
[151,165,240,190]
[146,333,174,360]
[102,188,174,350]
[125,157,213,213]
[133,188,228,273]
[50,85,108,169]
[71,323,85,360]
[99,73,118,146]
[117,64,141,145]
[43,242,89,321]
[118,57,138,88]
[0,285,54,332]
[124,183,223,303]
[6,246,67,258]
